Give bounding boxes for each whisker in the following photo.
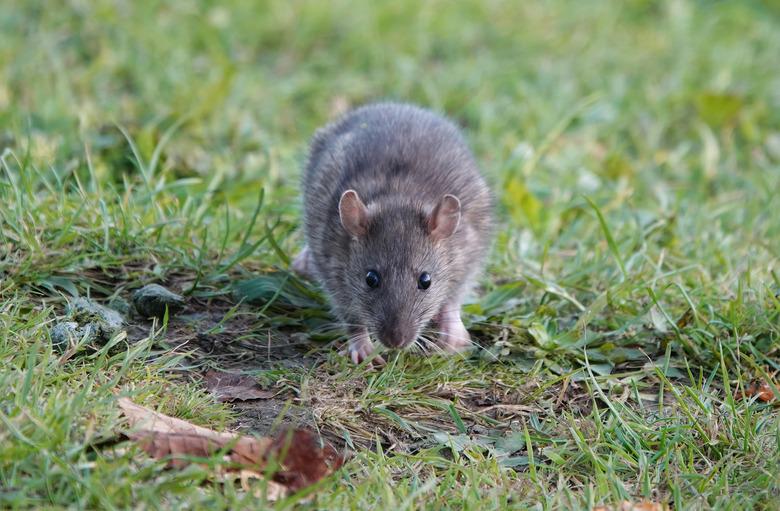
[425,329,486,353]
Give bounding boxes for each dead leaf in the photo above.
[117,398,344,495]
[203,370,275,402]
[119,397,243,441]
[593,501,667,511]
[216,468,287,500]
[266,429,345,491]
[736,381,776,403]
[675,307,695,329]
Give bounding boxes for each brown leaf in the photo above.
[736,380,776,403]
[675,307,695,329]
[267,429,345,491]
[203,370,275,402]
[117,398,344,494]
[216,468,287,501]
[119,397,240,442]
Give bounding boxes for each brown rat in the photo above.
[293,102,494,364]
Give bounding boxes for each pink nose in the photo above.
[378,325,414,348]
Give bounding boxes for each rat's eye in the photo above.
[418,272,431,290]
[365,270,381,289]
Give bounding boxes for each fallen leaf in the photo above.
[267,428,346,491]
[118,398,344,496]
[736,381,776,403]
[216,468,287,500]
[204,370,275,402]
[675,307,695,329]
[119,397,243,441]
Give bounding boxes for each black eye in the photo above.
[365,270,381,289]
[418,272,431,290]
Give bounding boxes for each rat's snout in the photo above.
[377,322,417,349]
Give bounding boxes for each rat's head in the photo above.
[338,189,460,349]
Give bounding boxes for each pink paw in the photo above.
[291,246,314,279]
[438,325,473,353]
[340,336,385,366]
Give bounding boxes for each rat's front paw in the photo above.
[341,335,385,366]
[291,246,315,279]
[434,304,474,355]
[437,319,473,354]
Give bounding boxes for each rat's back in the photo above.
[302,102,491,246]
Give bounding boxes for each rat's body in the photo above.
[294,102,493,363]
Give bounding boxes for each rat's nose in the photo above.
[378,324,415,349]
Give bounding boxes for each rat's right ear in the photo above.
[339,189,369,237]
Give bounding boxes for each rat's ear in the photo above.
[428,194,461,241]
[339,189,369,237]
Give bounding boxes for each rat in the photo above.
[292,102,494,364]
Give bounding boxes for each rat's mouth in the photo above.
[373,313,430,350]
[376,327,420,350]
[377,337,415,350]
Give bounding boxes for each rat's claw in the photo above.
[349,346,386,367]
[344,335,385,367]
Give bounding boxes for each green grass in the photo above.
[2,0,780,509]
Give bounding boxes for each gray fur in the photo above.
[300,102,494,350]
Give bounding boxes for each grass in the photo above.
[1,0,779,508]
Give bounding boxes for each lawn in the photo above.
[1,0,779,509]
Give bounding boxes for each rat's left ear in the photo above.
[339,189,369,237]
[428,194,461,240]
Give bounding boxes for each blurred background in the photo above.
[3,4,780,508]
[1,0,779,273]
